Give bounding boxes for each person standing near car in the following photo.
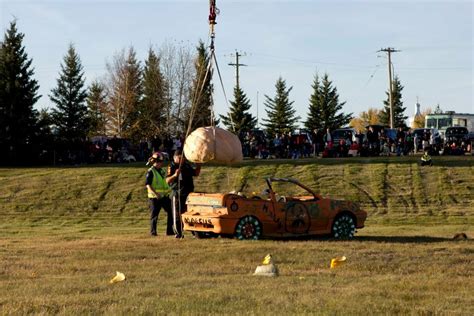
[166,149,201,238]
[145,152,173,236]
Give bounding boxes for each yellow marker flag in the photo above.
[110,271,126,283]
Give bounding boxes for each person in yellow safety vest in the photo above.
[145,152,173,236]
[420,150,433,166]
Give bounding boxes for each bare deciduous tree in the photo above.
[159,39,194,136]
[105,47,142,138]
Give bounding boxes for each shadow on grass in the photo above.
[354,235,461,243]
[260,235,470,243]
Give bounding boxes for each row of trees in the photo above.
[221,73,354,137]
[0,20,408,164]
[0,21,214,164]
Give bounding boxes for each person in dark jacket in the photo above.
[166,149,201,238]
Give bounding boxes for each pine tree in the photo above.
[220,85,256,137]
[0,21,40,163]
[50,43,88,144]
[86,81,108,137]
[262,77,300,137]
[139,48,168,140]
[188,40,214,132]
[307,73,352,131]
[304,74,322,131]
[379,75,407,127]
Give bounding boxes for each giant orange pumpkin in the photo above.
[183,126,243,164]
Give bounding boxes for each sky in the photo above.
[1,0,473,128]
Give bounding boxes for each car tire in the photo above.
[332,214,355,239]
[235,216,262,240]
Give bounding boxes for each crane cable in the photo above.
[174,0,234,236]
[184,0,234,141]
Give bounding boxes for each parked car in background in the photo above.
[329,128,357,157]
[332,128,357,144]
[383,128,397,143]
[412,128,442,152]
[290,129,313,158]
[445,127,469,146]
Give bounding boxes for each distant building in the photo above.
[425,111,474,138]
[408,101,422,128]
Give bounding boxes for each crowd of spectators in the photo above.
[239,126,472,159]
[46,126,472,165]
[47,134,186,165]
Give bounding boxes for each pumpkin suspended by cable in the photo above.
[183,127,243,164]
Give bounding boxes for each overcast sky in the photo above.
[1,0,473,127]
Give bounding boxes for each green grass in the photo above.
[1,155,472,224]
[0,156,473,314]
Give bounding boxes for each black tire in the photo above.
[235,216,262,240]
[332,214,356,239]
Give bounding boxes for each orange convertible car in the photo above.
[182,178,367,240]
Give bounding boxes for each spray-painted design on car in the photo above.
[182,178,367,240]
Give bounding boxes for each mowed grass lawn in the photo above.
[0,156,473,314]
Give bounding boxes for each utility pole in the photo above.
[228,51,247,89]
[256,91,259,128]
[378,47,400,128]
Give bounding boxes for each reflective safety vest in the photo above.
[147,167,171,198]
[421,154,431,162]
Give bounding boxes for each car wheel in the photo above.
[235,216,262,240]
[332,214,355,239]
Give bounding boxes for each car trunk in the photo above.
[185,193,229,216]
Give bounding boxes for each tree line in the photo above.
[0,21,407,165]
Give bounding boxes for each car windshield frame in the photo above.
[266,178,320,202]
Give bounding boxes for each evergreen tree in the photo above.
[139,48,168,140]
[86,81,108,137]
[33,108,55,164]
[304,74,322,130]
[0,21,40,164]
[262,77,300,137]
[379,75,407,127]
[50,43,88,144]
[305,72,352,131]
[188,40,214,132]
[220,85,256,137]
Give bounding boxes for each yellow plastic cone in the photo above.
[262,254,273,265]
[110,271,126,283]
[330,256,346,269]
[254,254,278,277]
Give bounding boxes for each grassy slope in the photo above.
[1,156,472,225]
[0,156,473,314]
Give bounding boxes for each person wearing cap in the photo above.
[166,149,201,238]
[145,152,173,236]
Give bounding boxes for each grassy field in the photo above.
[0,156,473,314]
